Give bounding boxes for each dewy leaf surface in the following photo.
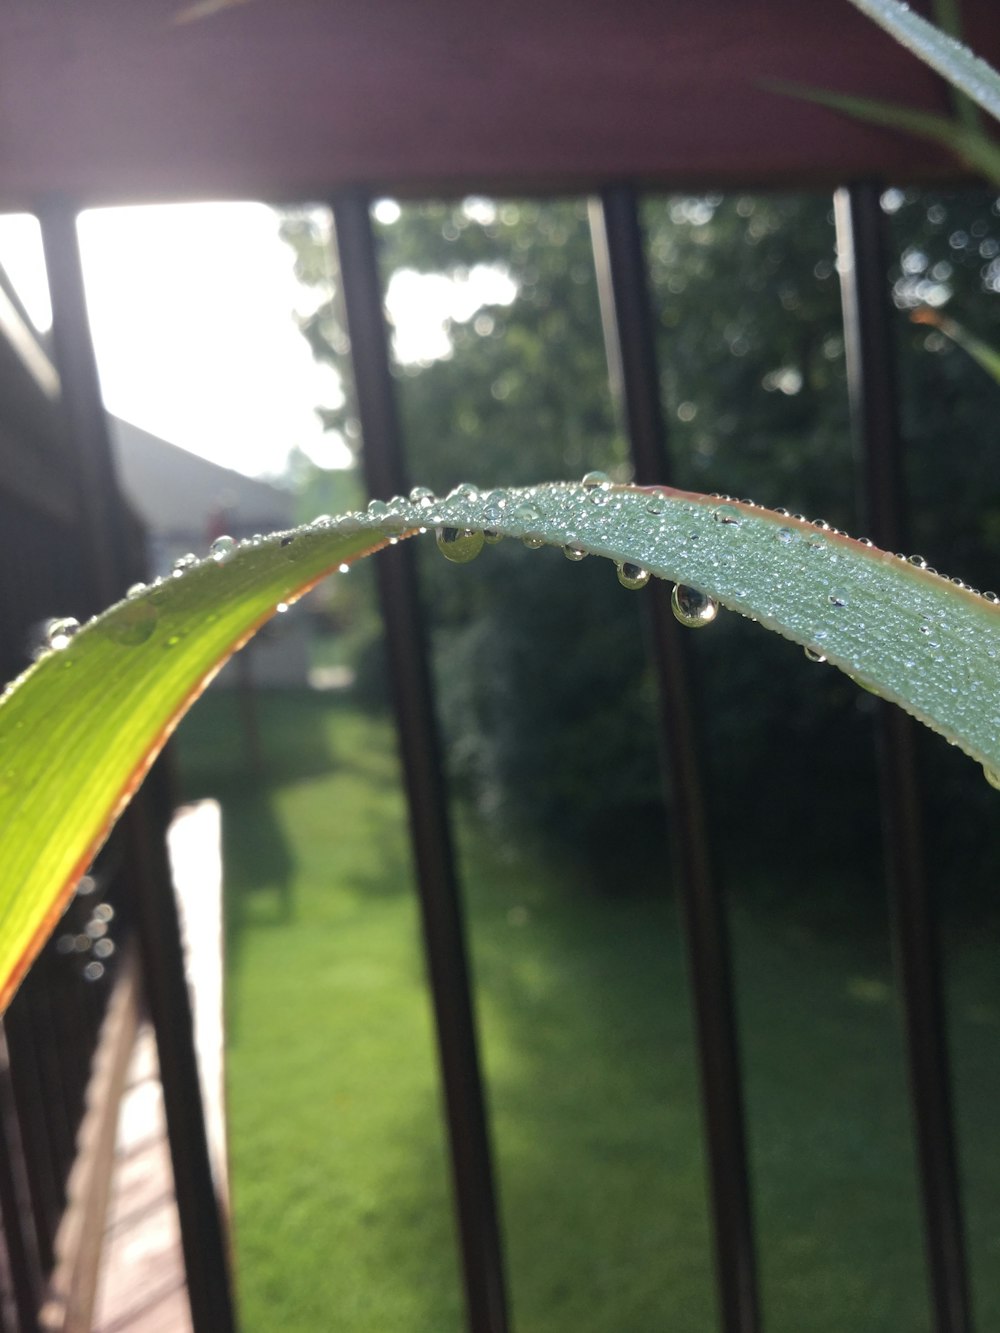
[846,0,1000,125]
[1,480,999,1011]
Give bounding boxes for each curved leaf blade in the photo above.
[847,0,1000,125]
[1,480,999,1012]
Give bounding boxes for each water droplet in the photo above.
[984,765,1000,792]
[645,490,668,515]
[617,563,650,591]
[919,622,933,635]
[483,531,503,545]
[563,541,587,562]
[172,552,197,574]
[409,486,436,509]
[449,482,480,501]
[582,470,611,490]
[436,528,485,564]
[908,554,926,568]
[804,646,827,663]
[107,601,158,647]
[276,602,289,614]
[849,673,885,699]
[338,563,350,574]
[828,590,848,608]
[210,535,235,559]
[512,502,539,525]
[522,534,545,550]
[481,503,504,527]
[367,498,389,517]
[985,591,1000,604]
[775,527,797,545]
[126,582,147,600]
[311,513,333,526]
[712,504,741,526]
[47,618,80,651]
[583,471,612,504]
[671,584,718,627]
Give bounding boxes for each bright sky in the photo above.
[0,201,515,480]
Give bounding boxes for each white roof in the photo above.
[110,416,294,541]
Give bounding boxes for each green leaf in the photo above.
[912,306,1000,383]
[761,81,1000,184]
[846,0,1000,125]
[2,481,1000,1011]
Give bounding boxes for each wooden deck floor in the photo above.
[44,800,228,1332]
[92,1026,191,1333]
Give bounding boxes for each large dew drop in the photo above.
[47,618,80,651]
[107,600,158,647]
[671,584,718,628]
[617,563,650,591]
[436,527,485,564]
[409,486,436,510]
[210,535,235,560]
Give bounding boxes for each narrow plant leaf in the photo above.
[2,481,1000,1012]
[761,81,1000,184]
[912,306,1000,383]
[846,0,1000,125]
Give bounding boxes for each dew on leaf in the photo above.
[172,552,197,574]
[449,482,481,501]
[436,528,485,564]
[804,646,827,663]
[47,618,80,651]
[617,562,650,590]
[409,486,436,509]
[582,470,611,490]
[126,582,147,600]
[563,541,587,562]
[106,600,158,647]
[210,535,235,559]
[671,584,717,627]
[712,504,741,526]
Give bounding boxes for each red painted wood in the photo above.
[0,0,995,208]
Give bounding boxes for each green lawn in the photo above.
[175,688,1000,1332]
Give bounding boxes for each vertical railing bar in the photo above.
[330,190,509,1333]
[37,201,237,1333]
[589,186,761,1333]
[3,1004,62,1273]
[0,1028,43,1331]
[835,181,973,1333]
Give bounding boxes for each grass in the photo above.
[174,686,1000,1332]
